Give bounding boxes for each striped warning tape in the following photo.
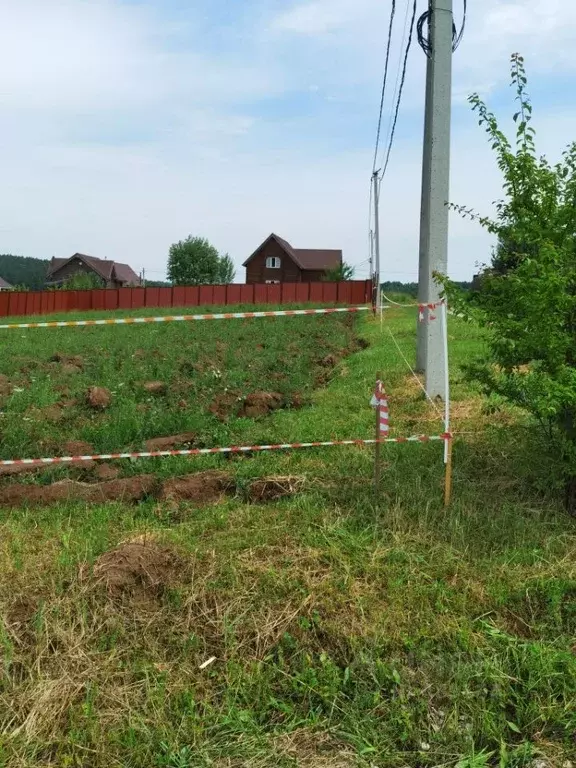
[0,306,369,331]
[0,434,452,467]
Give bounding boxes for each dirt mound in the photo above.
[50,353,84,369]
[248,476,305,502]
[0,476,157,508]
[142,381,167,395]
[87,386,111,410]
[240,391,284,418]
[92,541,178,598]
[209,391,241,421]
[160,470,234,504]
[63,440,94,456]
[145,432,196,451]
[93,463,120,481]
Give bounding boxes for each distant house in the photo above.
[46,253,141,288]
[243,234,342,284]
[0,277,13,291]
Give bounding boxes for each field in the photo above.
[1,305,575,768]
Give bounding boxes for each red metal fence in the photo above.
[0,280,372,318]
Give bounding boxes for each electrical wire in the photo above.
[372,0,397,173]
[417,0,467,57]
[379,0,418,181]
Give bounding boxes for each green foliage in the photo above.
[324,261,355,281]
[167,236,234,285]
[444,53,576,510]
[0,254,49,290]
[60,272,105,290]
[217,253,235,284]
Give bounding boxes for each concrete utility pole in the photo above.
[416,0,453,398]
[372,170,381,313]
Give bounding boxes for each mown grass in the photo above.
[1,307,575,767]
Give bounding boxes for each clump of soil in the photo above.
[0,476,157,508]
[63,440,94,456]
[209,391,242,421]
[248,476,305,503]
[92,540,179,599]
[353,337,370,351]
[160,470,235,504]
[240,391,284,418]
[93,463,120,481]
[145,433,196,452]
[50,353,84,370]
[87,386,111,410]
[142,381,167,395]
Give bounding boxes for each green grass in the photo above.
[0,307,575,767]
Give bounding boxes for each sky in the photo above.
[0,0,575,283]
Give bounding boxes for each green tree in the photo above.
[323,262,355,281]
[217,253,235,284]
[444,53,576,513]
[60,272,105,290]
[167,236,224,286]
[0,254,50,290]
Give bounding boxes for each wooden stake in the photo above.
[443,436,453,507]
[374,371,381,500]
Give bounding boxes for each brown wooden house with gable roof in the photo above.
[243,234,342,284]
[46,253,141,288]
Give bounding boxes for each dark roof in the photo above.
[243,233,342,271]
[0,276,13,289]
[47,253,140,286]
[293,248,342,270]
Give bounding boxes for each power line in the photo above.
[372,0,396,173]
[379,0,418,182]
[417,0,467,57]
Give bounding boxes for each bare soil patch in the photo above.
[0,475,157,508]
[209,391,242,421]
[93,463,120,481]
[91,540,179,599]
[87,386,111,410]
[142,381,167,395]
[63,440,94,456]
[50,353,84,370]
[145,432,197,451]
[160,470,235,504]
[240,391,284,418]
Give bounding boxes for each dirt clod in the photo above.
[61,363,82,375]
[240,391,284,418]
[0,476,157,508]
[93,463,120,481]
[92,541,178,598]
[248,476,305,502]
[145,432,197,452]
[160,470,234,504]
[63,440,94,456]
[142,381,167,395]
[209,391,241,421]
[87,386,111,410]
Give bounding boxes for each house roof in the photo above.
[47,253,140,285]
[243,234,342,271]
[0,276,13,289]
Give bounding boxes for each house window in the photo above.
[265,280,280,284]
[266,256,281,269]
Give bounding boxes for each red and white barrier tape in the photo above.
[0,434,452,467]
[371,380,389,436]
[0,306,369,331]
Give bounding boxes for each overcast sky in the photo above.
[0,0,574,282]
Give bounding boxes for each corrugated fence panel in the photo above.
[240,284,254,304]
[212,285,226,305]
[199,285,213,305]
[226,284,242,304]
[0,279,372,317]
